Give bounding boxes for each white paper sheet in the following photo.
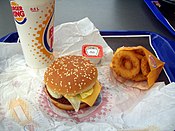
[0,18,175,131]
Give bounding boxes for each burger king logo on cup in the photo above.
[43,18,54,53]
[9,0,55,68]
[10,1,27,25]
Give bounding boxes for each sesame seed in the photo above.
[67,74,70,76]
[74,69,78,72]
[89,77,92,80]
[63,64,67,67]
[78,84,82,88]
[60,61,64,65]
[60,81,62,87]
[83,74,87,77]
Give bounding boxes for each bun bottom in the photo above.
[44,88,88,111]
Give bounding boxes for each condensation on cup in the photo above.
[10,0,55,68]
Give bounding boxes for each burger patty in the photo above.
[55,97,71,105]
[46,87,71,105]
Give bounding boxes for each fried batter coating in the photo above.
[112,50,140,79]
[141,56,150,76]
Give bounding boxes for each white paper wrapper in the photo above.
[0,18,175,131]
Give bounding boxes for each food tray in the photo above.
[1,31,174,83]
[144,0,175,36]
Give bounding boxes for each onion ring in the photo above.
[131,73,147,82]
[112,50,140,79]
[134,49,145,56]
[124,60,132,70]
[141,56,150,76]
[134,49,145,60]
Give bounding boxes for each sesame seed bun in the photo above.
[44,55,98,96]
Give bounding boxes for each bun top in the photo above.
[44,55,98,96]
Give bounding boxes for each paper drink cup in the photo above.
[10,0,55,68]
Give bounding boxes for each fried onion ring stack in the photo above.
[111,48,150,82]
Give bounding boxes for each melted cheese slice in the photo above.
[80,88,94,99]
[81,80,101,106]
[64,81,102,112]
[64,95,81,112]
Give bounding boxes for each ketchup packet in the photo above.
[82,44,103,64]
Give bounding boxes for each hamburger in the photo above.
[44,55,102,112]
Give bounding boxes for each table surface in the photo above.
[0,0,175,41]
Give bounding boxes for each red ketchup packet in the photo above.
[82,44,104,64]
[82,44,103,58]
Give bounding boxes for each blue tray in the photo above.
[0,31,175,82]
[0,32,19,43]
[144,0,175,36]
